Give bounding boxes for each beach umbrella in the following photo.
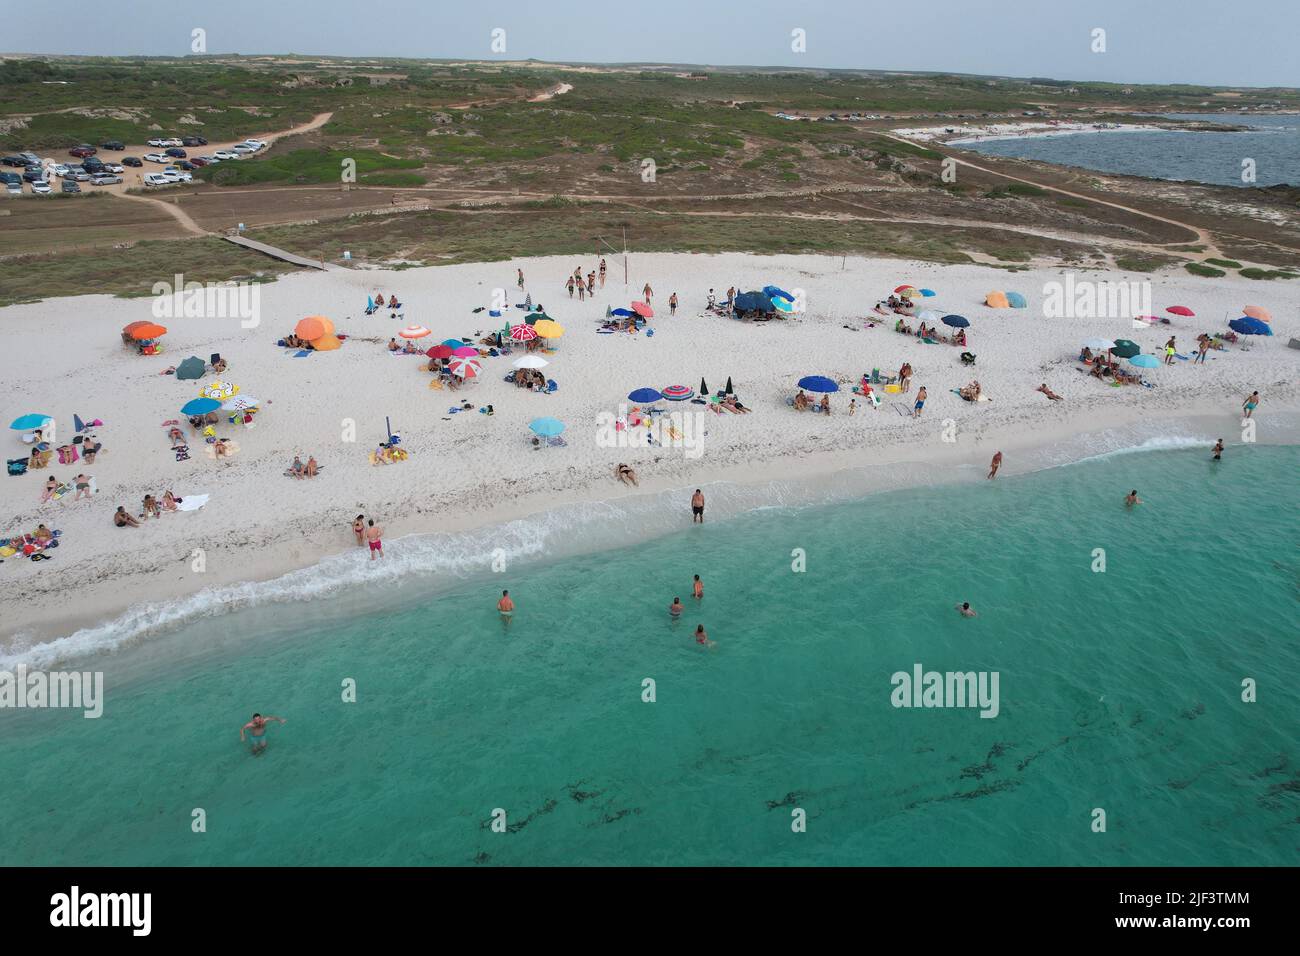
[440,338,466,349]
[1111,339,1141,359]
[313,333,342,351]
[1005,292,1027,309]
[295,316,333,340]
[128,322,168,341]
[1166,306,1195,317]
[222,396,259,412]
[526,311,555,326]
[917,309,942,324]
[398,325,431,339]
[1129,354,1160,369]
[425,345,454,359]
[985,291,1010,308]
[919,288,937,297]
[941,314,970,328]
[1242,305,1271,322]
[529,417,565,438]
[10,413,51,431]
[199,381,238,400]
[176,356,205,380]
[631,302,653,318]
[762,285,795,302]
[513,355,548,369]
[448,356,482,378]
[610,308,634,318]
[1229,317,1272,336]
[510,323,538,342]
[734,291,772,312]
[700,377,709,396]
[533,319,565,339]
[662,385,694,401]
[797,375,838,393]
[725,376,734,395]
[628,388,662,404]
[1082,337,1116,351]
[894,285,917,295]
[773,297,794,313]
[181,397,221,416]
[452,345,479,357]
[73,414,85,433]
[122,320,152,335]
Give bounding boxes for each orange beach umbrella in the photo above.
[295,316,335,340]
[128,322,168,340]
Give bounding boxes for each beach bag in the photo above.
[7,459,27,476]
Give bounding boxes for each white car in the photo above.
[101,162,124,173]
[144,153,169,164]
[148,138,182,148]
[213,150,240,160]
[243,140,266,150]
[198,155,220,164]
[231,144,256,155]
[4,181,22,195]
[50,163,70,177]
[31,180,51,194]
[164,170,193,183]
[142,172,172,186]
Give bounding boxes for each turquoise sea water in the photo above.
[959,113,1300,187]
[1,444,1296,866]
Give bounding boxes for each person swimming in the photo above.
[692,574,703,600]
[497,589,514,627]
[1125,490,1142,507]
[240,712,286,755]
[1212,439,1224,461]
[694,624,714,648]
[956,602,977,618]
[669,597,683,618]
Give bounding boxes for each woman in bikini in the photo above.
[352,515,366,546]
[41,475,59,502]
[162,490,180,511]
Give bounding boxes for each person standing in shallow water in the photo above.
[497,589,514,627]
[692,574,703,600]
[1212,439,1224,461]
[241,713,286,755]
[987,451,1002,479]
[691,489,705,523]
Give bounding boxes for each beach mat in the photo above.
[175,494,209,512]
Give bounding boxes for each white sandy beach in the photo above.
[894,121,1168,145]
[3,252,1297,657]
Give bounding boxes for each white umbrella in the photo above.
[222,396,260,411]
[1082,337,1116,351]
[449,356,482,379]
[917,309,942,324]
[513,355,549,369]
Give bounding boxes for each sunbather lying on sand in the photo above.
[615,463,638,486]
[1036,383,1063,401]
[721,396,751,413]
[959,381,982,402]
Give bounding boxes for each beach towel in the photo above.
[175,494,209,512]
[294,350,312,358]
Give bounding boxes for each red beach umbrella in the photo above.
[631,301,653,318]
[1166,306,1195,317]
[425,344,454,359]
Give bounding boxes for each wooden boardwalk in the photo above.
[222,234,336,270]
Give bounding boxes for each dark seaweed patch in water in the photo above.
[1015,736,1070,773]
[565,780,605,803]
[1257,775,1300,811]
[474,852,491,865]
[479,797,558,833]
[1180,702,1206,720]
[588,807,643,827]
[1250,756,1288,779]
[765,791,803,811]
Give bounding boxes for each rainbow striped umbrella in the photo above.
[662,385,694,400]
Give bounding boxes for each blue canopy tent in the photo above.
[734,291,773,313]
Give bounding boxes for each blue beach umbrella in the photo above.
[441,338,466,348]
[772,297,794,313]
[941,314,969,328]
[919,288,937,297]
[10,413,52,431]
[1005,292,1027,309]
[1128,354,1160,369]
[797,375,838,393]
[628,388,663,404]
[762,285,795,302]
[1229,317,1272,336]
[610,308,634,317]
[181,397,221,416]
[529,417,565,437]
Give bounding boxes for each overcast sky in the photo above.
[6,0,1297,89]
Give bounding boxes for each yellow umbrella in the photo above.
[199,380,239,400]
[312,333,342,351]
[532,319,565,339]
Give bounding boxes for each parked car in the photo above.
[197,155,220,164]
[31,180,51,195]
[69,144,97,158]
[3,181,21,196]
[142,172,171,187]
[231,144,256,155]
[18,151,41,166]
[0,171,20,186]
[147,138,169,148]
[160,169,192,183]
[164,147,187,158]
[100,140,125,151]
[90,173,123,185]
[63,169,91,182]
[101,162,124,173]
[81,158,105,172]
[213,150,240,160]
[22,166,45,182]
[49,163,70,176]
[62,178,81,193]
[181,135,208,147]
[143,153,168,163]
[174,160,196,171]
[0,155,27,167]
[188,157,210,168]
[122,156,143,167]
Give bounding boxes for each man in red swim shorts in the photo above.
[366,518,384,560]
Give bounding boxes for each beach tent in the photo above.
[1242,306,1271,322]
[628,388,663,404]
[1229,317,1272,336]
[176,356,206,380]
[734,291,772,313]
[984,292,1010,308]
[762,285,795,302]
[1005,292,1027,309]
[797,375,838,393]
[296,316,334,341]
[312,333,342,351]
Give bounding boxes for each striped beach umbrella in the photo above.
[510,323,538,341]
[199,381,238,400]
[398,325,431,339]
[662,385,694,401]
[221,396,260,412]
[894,285,917,295]
[448,356,482,378]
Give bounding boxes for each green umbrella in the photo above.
[1110,340,1141,359]
[176,356,206,380]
